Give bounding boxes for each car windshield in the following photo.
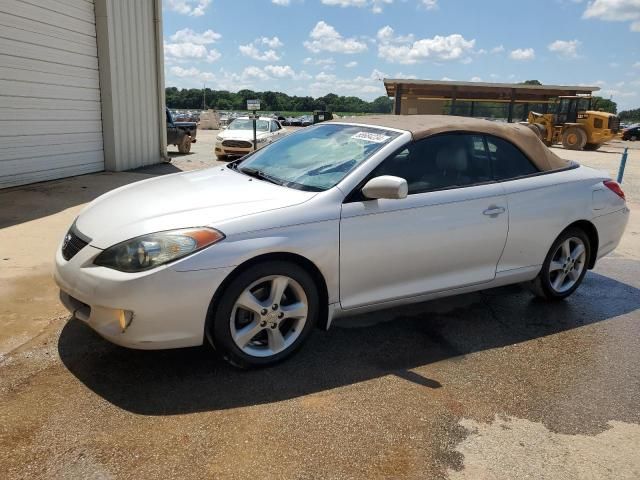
[236,123,400,191]
[228,118,269,132]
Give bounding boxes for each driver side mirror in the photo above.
[362,176,408,200]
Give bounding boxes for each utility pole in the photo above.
[203,83,206,110]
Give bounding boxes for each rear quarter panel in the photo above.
[497,165,607,272]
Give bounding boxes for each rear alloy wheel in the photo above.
[562,127,587,150]
[208,261,319,368]
[178,135,192,153]
[529,228,590,300]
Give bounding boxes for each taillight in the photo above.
[604,180,625,201]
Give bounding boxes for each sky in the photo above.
[162,0,640,110]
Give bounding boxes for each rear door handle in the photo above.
[483,206,506,216]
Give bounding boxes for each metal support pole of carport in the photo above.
[507,88,515,123]
[449,87,457,115]
[394,84,402,115]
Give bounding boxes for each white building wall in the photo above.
[95,0,167,172]
[0,0,104,188]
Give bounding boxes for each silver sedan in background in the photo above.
[54,116,629,368]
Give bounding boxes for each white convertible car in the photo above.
[55,115,629,368]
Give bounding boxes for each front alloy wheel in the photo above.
[208,261,319,368]
[230,275,308,357]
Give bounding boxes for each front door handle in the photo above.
[483,206,506,217]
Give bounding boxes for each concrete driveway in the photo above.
[1,133,639,479]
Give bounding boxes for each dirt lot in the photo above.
[1,131,639,479]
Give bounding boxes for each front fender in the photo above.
[171,219,340,304]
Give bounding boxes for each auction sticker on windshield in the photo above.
[351,131,391,143]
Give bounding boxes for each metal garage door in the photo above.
[0,0,104,189]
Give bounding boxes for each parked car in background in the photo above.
[166,107,197,154]
[622,124,639,141]
[215,117,286,160]
[54,115,628,368]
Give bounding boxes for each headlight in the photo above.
[94,228,224,272]
[216,135,223,141]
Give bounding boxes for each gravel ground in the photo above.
[0,132,639,479]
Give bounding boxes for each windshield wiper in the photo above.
[240,167,283,186]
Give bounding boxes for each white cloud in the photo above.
[170,66,200,77]
[491,45,505,54]
[264,64,296,78]
[509,48,536,61]
[272,0,290,4]
[304,21,368,54]
[165,0,211,17]
[376,25,414,43]
[243,66,270,81]
[377,26,476,64]
[309,69,387,96]
[321,0,394,14]
[548,39,581,58]
[470,76,482,82]
[170,28,221,44]
[583,0,640,32]
[260,36,284,49]
[345,61,358,67]
[421,0,438,9]
[239,37,284,61]
[164,42,222,63]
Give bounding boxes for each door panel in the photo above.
[340,183,508,309]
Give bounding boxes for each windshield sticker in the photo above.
[351,131,391,144]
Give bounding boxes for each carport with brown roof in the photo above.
[384,79,600,122]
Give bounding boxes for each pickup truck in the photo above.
[166,108,197,153]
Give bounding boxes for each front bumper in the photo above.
[215,141,254,157]
[54,241,234,349]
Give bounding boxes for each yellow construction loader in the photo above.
[526,96,620,150]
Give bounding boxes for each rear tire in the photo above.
[207,261,319,369]
[178,135,192,153]
[583,143,602,151]
[562,127,587,150]
[529,227,591,300]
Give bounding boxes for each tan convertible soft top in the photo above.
[332,115,570,171]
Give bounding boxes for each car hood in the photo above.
[219,129,270,140]
[75,167,315,249]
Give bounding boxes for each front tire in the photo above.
[178,135,192,153]
[207,261,319,368]
[529,227,591,300]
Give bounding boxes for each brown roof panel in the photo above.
[331,114,570,171]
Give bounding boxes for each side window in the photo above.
[486,135,539,181]
[271,121,281,132]
[370,133,492,195]
[593,118,603,129]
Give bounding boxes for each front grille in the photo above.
[222,139,252,148]
[62,229,89,261]
[608,116,620,133]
